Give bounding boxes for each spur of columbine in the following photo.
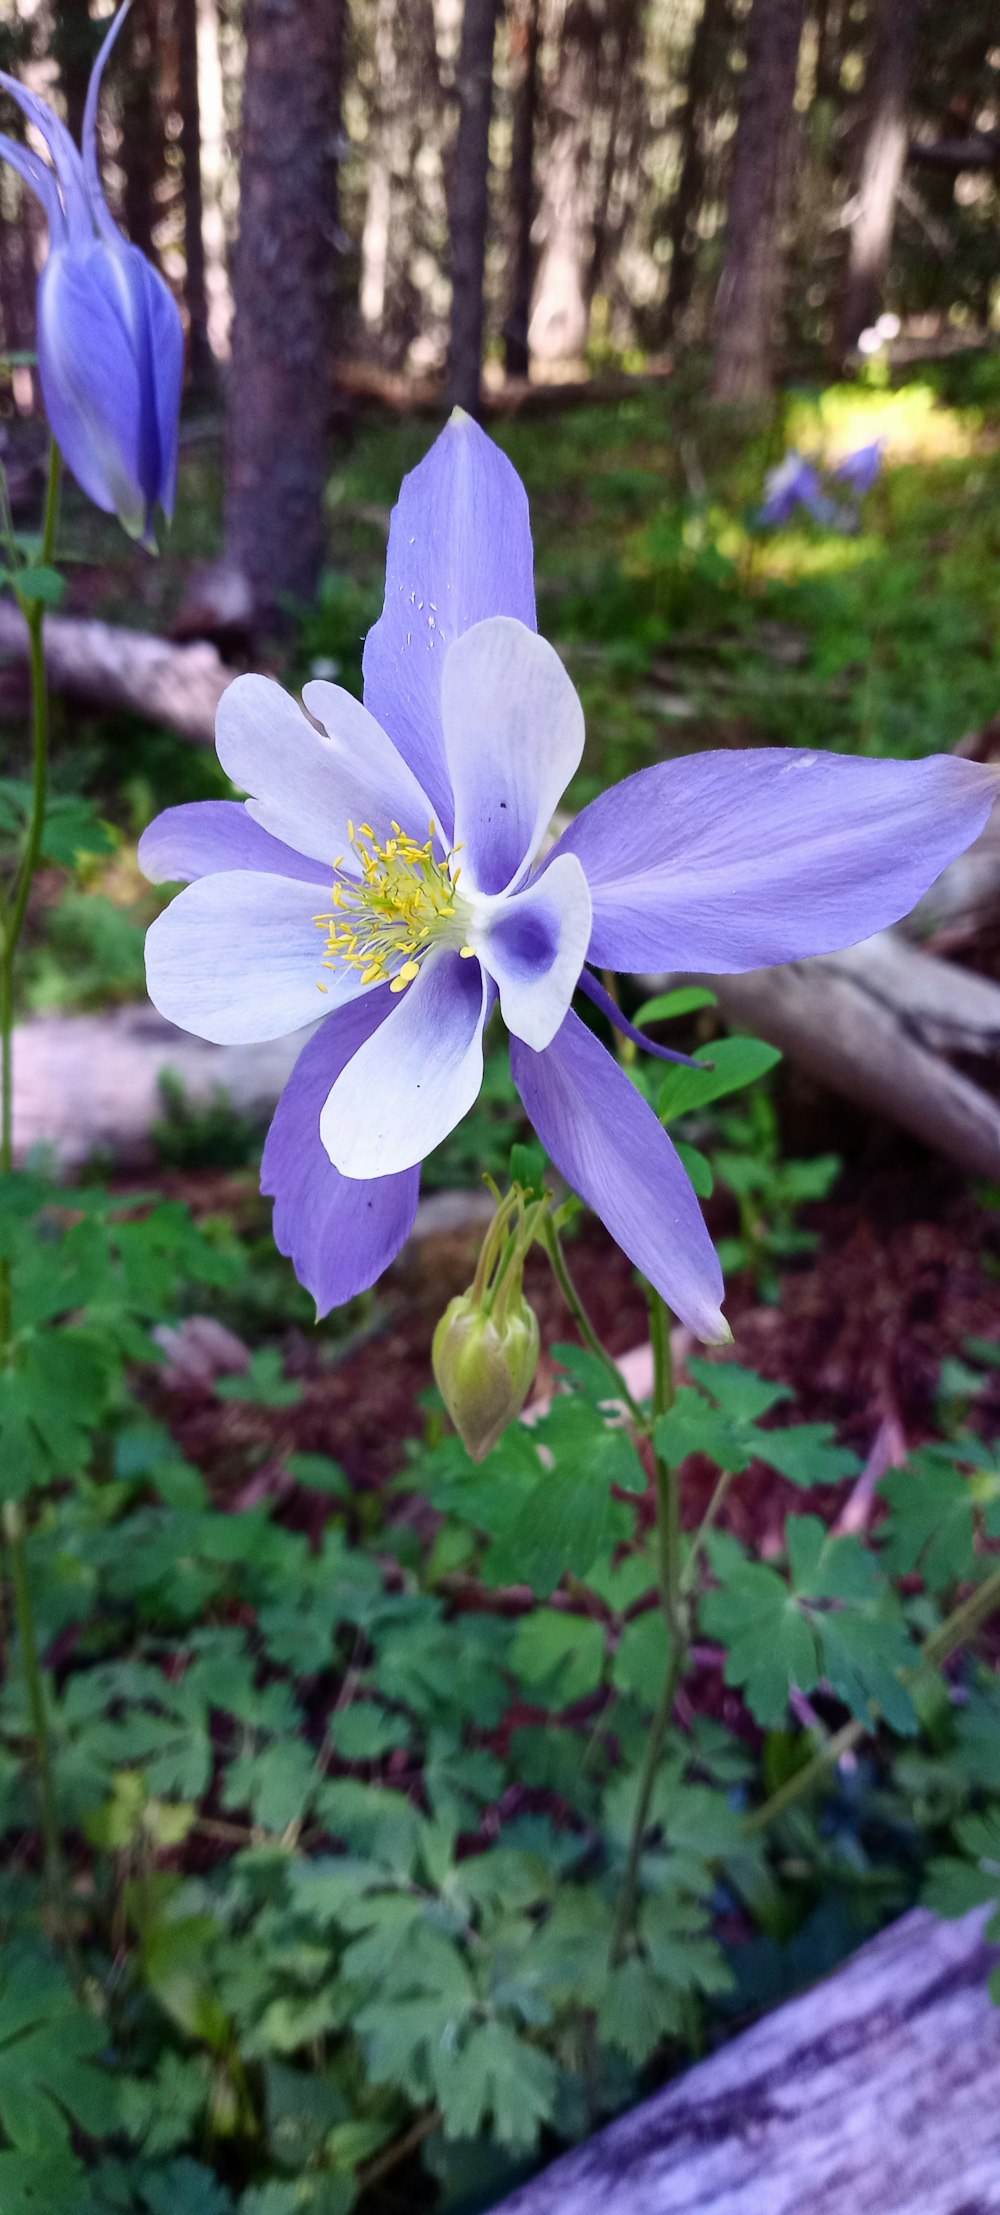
[142,411,996,1341]
[0,1,183,545]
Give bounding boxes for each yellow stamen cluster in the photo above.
[315,820,469,995]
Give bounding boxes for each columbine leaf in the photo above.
[657,1036,782,1122]
[0,1953,117,2152]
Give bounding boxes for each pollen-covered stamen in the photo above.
[314,820,470,993]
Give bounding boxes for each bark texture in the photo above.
[840,0,923,348]
[359,0,443,364]
[711,0,806,401]
[447,0,502,414]
[493,1908,1000,2215]
[528,0,605,364]
[176,0,213,386]
[503,0,542,378]
[224,0,345,626]
[663,0,731,337]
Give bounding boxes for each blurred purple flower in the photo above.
[141,413,996,1342]
[833,439,885,496]
[0,2,183,545]
[757,451,837,528]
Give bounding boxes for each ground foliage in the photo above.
[1,367,1000,2208]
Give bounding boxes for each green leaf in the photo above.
[879,1450,983,1592]
[673,1139,714,1198]
[330,1703,411,1761]
[284,1453,350,1498]
[611,1608,670,1703]
[429,2020,558,2147]
[632,987,718,1026]
[0,2149,85,2213]
[0,1952,117,2152]
[596,1957,682,2063]
[657,1036,782,1123]
[925,1811,1000,1937]
[215,1348,302,1407]
[511,1609,607,1706]
[140,2162,234,2215]
[16,566,66,609]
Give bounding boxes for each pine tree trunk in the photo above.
[120,0,162,263]
[839,0,922,349]
[51,0,93,143]
[176,0,213,389]
[359,0,442,366]
[662,0,730,338]
[528,0,605,366]
[224,0,344,627]
[446,0,502,414]
[503,0,542,379]
[711,0,806,402]
[587,0,642,308]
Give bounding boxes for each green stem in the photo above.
[609,1290,684,1967]
[542,1216,644,1426]
[745,1558,1000,1839]
[0,441,65,1928]
[681,1464,739,1599]
[3,1504,65,1905]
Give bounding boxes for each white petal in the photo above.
[471,854,591,1051]
[145,871,363,1045]
[441,617,585,895]
[215,673,435,871]
[320,952,489,1177]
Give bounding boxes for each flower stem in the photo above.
[0,440,66,1927]
[3,1503,65,1904]
[542,1215,644,1426]
[744,1558,1000,1839]
[609,1289,685,1967]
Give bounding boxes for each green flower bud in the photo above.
[433,1292,540,1463]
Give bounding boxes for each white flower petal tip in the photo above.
[473,853,591,1052]
[320,953,490,1180]
[216,671,433,869]
[442,616,585,897]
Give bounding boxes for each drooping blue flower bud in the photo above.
[0,3,184,546]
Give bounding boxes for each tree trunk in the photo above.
[528,0,605,366]
[176,0,213,389]
[224,0,345,628]
[662,0,730,338]
[50,0,94,144]
[359,0,442,367]
[587,0,644,316]
[503,0,542,379]
[839,0,923,349]
[711,0,806,402]
[446,0,502,414]
[120,0,162,263]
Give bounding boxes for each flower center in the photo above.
[315,821,472,995]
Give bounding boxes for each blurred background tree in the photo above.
[0,0,997,620]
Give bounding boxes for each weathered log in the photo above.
[492,1906,1000,2215]
[0,601,230,744]
[704,931,1000,1179]
[12,927,1000,1179]
[11,1005,302,1169]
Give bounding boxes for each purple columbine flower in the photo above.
[0,2,183,545]
[833,439,885,496]
[141,413,996,1342]
[757,450,838,528]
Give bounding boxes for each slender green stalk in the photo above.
[3,1503,64,1899]
[609,1289,685,1967]
[745,1557,1000,1839]
[542,1216,644,1426]
[681,1464,740,1598]
[0,441,66,1927]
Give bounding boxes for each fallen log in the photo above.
[492,1906,1000,2215]
[0,601,230,744]
[704,931,1000,1180]
[11,929,1000,1179]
